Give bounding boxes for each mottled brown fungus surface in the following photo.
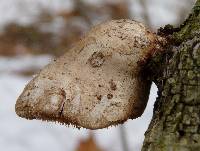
[15,19,165,129]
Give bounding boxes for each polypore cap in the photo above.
[15,19,165,129]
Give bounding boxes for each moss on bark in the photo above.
[142,0,200,151]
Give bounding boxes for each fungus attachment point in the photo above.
[15,19,165,129]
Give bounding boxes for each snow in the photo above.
[0,55,53,74]
[0,55,158,151]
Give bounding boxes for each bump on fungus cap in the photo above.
[15,19,165,129]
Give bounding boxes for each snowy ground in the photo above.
[0,55,158,151]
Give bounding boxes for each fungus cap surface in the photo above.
[15,19,163,129]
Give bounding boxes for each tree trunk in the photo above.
[142,0,200,151]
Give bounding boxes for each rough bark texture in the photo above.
[142,1,200,151]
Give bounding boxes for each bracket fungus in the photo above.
[15,19,165,129]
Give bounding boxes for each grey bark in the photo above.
[142,0,200,150]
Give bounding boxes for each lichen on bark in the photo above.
[142,0,200,151]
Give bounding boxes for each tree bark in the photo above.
[142,0,200,151]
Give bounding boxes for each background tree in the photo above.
[142,0,200,150]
